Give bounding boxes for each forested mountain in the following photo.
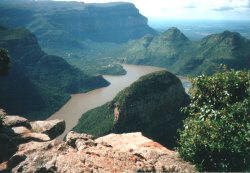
[0,0,155,50]
[116,28,250,75]
[0,0,156,75]
[73,71,189,147]
[0,27,109,119]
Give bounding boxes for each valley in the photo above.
[0,0,249,172]
[49,64,191,139]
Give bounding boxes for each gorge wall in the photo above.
[0,1,156,51]
[0,26,109,120]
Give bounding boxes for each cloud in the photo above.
[212,6,234,11]
[184,5,197,9]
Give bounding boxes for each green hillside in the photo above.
[0,27,109,120]
[73,70,190,148]
[115,28,250,75]
[0,0,155,76]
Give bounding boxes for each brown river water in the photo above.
[48,64,191,139]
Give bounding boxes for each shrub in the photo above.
[0,115,3,126]
[0,48,10,76]
[177,69,250,171]
[0,109,6,127]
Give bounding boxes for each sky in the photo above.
[55,0,250,20]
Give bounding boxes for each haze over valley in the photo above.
[0,0,249,172]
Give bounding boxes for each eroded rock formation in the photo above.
[0,115,196,172]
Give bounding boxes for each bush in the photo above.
[0,115,3,126]
[0,109,6,127]
[0,48,10,76]
[177,69,250,171]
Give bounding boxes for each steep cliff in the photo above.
[0,27,109,119]
[0,0,155,50]
[0,114,196,172]
[73,70,190,148]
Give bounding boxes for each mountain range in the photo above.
[0,0,156,75]
[0,0,155,51]
[1,0,249,76]
[116,27,250,75]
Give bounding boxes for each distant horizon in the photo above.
[54,0,250,21]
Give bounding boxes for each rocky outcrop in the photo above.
[0,115,65,163]
[73,70,190,148]
[30,119,65,139]
[0,115,196,172]
[0,116,196,173]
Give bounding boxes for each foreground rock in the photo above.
[6,133,196,172]
[0,115,65,163]
[0,115,196,172]
[31,119,65,139]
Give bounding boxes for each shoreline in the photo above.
[48,64,191,139]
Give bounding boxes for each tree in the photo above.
[0,48,10,76]
[177,69,250,171]
[0,48,10,125]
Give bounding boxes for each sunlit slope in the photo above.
[117,28,250,75]
[73,71,189,147]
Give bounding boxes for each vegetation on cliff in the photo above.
[73,70,189,148]
[0,0,155,76]
[116,28,250,75]
[0,48,9,125]
[0,27,109,119]
[0,48,10,76]
[177,68,250,171]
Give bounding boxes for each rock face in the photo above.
[0,114,196,173]
[30,119,65,139]
[0,115,65,164]
[73,70,190,148]
[0,1,155,51]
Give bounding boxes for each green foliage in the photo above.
[115,30,250,76]
[0,27,109,120]
[72,102,114,138]
[0,109,6,127]
[73,71,189,147]
[0,48,10,76]
[177,69,250,171]
[0,114,3,126]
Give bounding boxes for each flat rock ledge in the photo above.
[0,115,196,172]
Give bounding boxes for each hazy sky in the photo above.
[57,0,250,20]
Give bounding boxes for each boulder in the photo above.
[31,119,65,139]
[3,116,29,128]
[66,131,96,150]
[96,132,196,172]
[12,126,30,134]
[0,116,65,165]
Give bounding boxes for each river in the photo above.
[48,64,191,139]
